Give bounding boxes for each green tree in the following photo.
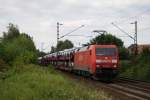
[37,49,46,57]
[56,40,74,51]
[89,34,130,60]
[119,47,129,60]
[63,40,74,49]
[0,23,38,71]
[0,43,4,59]
[3,23,20,41]
[139,48,150,63]
[0,43,7,71]
[57,41,64,51]
[89,34,123,47]
[4,33,37,64]
[50,46,56,53]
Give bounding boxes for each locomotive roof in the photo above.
[45,45,117,56]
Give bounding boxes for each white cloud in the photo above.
[0,0,150,52]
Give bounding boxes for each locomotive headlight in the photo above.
[112,59,117,63]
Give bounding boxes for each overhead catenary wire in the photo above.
[112,9,150,25]
[111,22,135,40]
[99,9,150,32]
[66,35,92,38]
[59,25,85,39]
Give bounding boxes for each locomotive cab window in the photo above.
[96,48,117,56]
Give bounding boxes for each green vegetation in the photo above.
[0,23,114,100]
[89,34,123,47]
[4,34,37,64]
[51,39,74,53]
[0,23,37,68]
[120,48,150,81]
[3,23,20,41]
[87,32,149,81]
[118,47,129,60]
[0,64,113,100]
[1,22,150,99]
[88,34,129,60]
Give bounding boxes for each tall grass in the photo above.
[0,65,113,100]
[120,60,150,81]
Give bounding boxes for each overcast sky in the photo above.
[0,0,150,52]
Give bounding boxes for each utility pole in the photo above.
[56,22,63,51]
[131,21,138,55]
[56,23,84,50]
[57,22,59,50]
[56,22,62,67]
[112,22,138,55]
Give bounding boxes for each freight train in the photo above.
[38,44,119,81]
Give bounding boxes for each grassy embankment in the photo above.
[0,64,114,100]
[119,60,150,81]
[119,48,150,81]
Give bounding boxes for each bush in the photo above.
[137,65,150,80]
[0,59,7,72]
[0,65,113,100]
[3,34,37,64]
[0,23,38,74]
[119,47,130,60]
[0,43,5,60]
[120,50,150,81]
[119,60,131,73]
[16,51,37,64]
[139,48,150,63]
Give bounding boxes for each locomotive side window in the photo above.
[96,48,117,56]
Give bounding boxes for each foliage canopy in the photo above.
[0,23,37,66]
[51,39,74,53]
[89,34,123,47]
[3,23,20,41]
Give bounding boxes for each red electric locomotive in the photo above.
[74,45,119,80]
[38,44,119,81]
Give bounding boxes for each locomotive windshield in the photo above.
[96,48,117,56]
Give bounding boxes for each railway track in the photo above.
[59,70,150,100]
[111,77,150,100]
[109,79,150,100]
